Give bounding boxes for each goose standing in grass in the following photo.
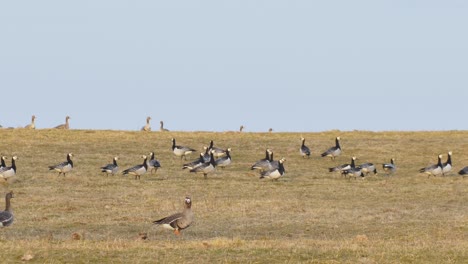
[251,149,272,171]
[101,157,119,176]
[49,153,73,176]
[182,153,205,170]
[147,152,161,174]
[0,191,14,227]
[141,117,151,131]
[122,155,148,180]
[268,150,282,170]
[172,138,196,160]
[54,116,70,129]
[24,115,36,129]
[208,140,226,158]
[215,148,232,169]
[159,121,169,132]
[342,166,364,180]
[329,157,356,173]
[0,156,7,169]
[190,151,216,179]
[358,162,378,176]
[260,158,286,180]
[382,158,396,175]
[201,146,211,162]
[419,154,444,178]
[459,166,468,176]
[321,137,342,160]
[442,151,452,174]
[300,137,311,158]
[153,196,193,236]
[0,156,18,181]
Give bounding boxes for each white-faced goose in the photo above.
[172,138,196,160]
[459,166,468,176]
[54,116,70,129]
[260,158,286,180]
[321,137,342,160]
[442,151,452,174]
[0,191,14,227]
[24,115,36,129]
[268,150,281,170]
[49,153,73,176]
[0,156,7,169]
[101,156,119,176]
[202,146,211,162]
[0,156,18,180]
[190,151,216,179]
[329,157,356,173]
[358,162,378,176]
[342,166,364,180]
[122,155,148,180]
[251,149,272,171]
[208,140,227,158]
[153,196,193,235]
[141,117,151,131]
[419,154,444,178]
[382,158,396,175]
[147,152,161,174]
[300,137,311,158]
[215,148,232,169]
[182,153,205,170]
[160,121,169,132]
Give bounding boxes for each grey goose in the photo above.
[459,166,468,175]
[190,151,216,179]
[54,116,70,129]
[49,153,73,176]
[0,156,18,181]
[358,163,378,176]
[300,137,311,158]
[419,154,444,178]
[122,155,148,180]
[321,137,342,160]
[182,153,205,170]
[251,149,272,172]
[159,121,169,132]
[382,158,396,175]
[153,196,193,235]
[101,156,119,176]
[442,151,452,174]
[24,115,36,129]
[147,152,161,174]
[0,191,14,227]
[260,158,286,180]
[329,157,356,174]
[141,116,151,131]
[208,140,227,158]
[172,138,196,160]
[215,148,232,169]
[342,166,364,180]
[239,125,244,132]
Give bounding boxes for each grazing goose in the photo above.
[122,155,148,180]
[0,156,18,180]
[147,152,161,174]
[300,137,311,158]
[141,117,151,131]
[49,153,73,176]
[342,166,364,180]
[172,138,196,160]
[159,121,169,132]
[251,149,272,171]
[239,125,244,132]
[208,140,227,158]
[24,115,36,129]
[54,116,70,129]
[0,156,7,169]
[442,151,452,174]
[329,157,356,173]
[382,158,396,175]
[153,196,193,235]
[101,156,119,176]
[358,162,378,176]
[260,158,286,180]
[321,137,342,160]
[458,166,468,176]
[215,148,232,169]
[183,153,205,170]
[0,191,14,227]
[419,154,444,178]
[190,151,216,179]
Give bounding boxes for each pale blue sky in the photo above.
[1,1,467,132]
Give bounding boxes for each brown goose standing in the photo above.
[24,115,36,129]
[141,117,151,131]
[160,121,169,132]
[54,116,70,129]
[0,191,14,227]
[153,196,194,235]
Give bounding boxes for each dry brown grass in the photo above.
[0,129,467,263]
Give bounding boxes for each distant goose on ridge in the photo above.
[24,115,36,129]
[54,116,70,129]
[159,121,169,132]
[141,117,151,131]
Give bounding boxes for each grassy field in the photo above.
[0,129,467,263]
